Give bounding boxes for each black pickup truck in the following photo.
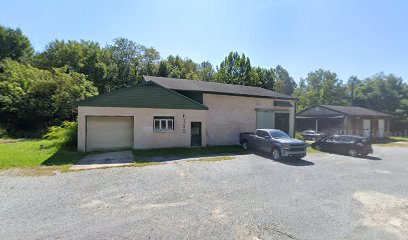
[239,129,307,160]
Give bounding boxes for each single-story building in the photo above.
[296,105,392,138]
[77,76,297,152]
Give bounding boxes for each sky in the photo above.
[1,0,407,82]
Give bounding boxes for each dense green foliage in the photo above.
[0,25,407,136]
[44,121,78,147]
[0,26,34,62]
[0,60,97,136]
[293,69,348,111]
[353,73,408,131]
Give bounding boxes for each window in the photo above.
[153,116,174,131]
[255,130,267,138]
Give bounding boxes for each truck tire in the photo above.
[241,141,248,150]
[348,148,358,157]
[272,148,282,161]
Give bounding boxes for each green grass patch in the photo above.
[0,139,85,170]
[132,145,244,161]
[389,136,408,142]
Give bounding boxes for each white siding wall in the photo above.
[203,94,295,146]
[78,107,207,152]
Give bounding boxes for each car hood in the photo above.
[275,138,305,145]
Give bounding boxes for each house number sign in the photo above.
[182,114,187,133]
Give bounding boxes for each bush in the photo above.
[295,132,304,140]
[43,121,77,147]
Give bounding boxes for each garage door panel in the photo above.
[86,116,133,151]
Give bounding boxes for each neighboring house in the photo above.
[296,105,392,138]
[77,76,297,152]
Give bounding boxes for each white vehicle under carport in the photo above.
[239,129,307,160]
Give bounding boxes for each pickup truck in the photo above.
[239,129,306,160]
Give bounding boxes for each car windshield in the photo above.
[269,130,290,139]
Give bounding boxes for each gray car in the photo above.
[240,129,307,160]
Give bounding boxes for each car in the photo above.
[300,130,326,140]
[311,135,373,157]
[239,129,306,160]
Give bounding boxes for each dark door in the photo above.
[191,122,202,147]
[275,113,290,134]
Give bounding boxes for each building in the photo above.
[77,76,297,152]
[296,105,392,138]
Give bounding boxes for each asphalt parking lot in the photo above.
[1,146,407,240]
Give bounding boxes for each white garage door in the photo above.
[86,116,133,152]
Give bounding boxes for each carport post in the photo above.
[315,118,318,131]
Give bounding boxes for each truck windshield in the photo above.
[269,130,290,139]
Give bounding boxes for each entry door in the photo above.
[378,119,385,138]
[256,111,275,129]
[363,119,371,138]
[275,112,290,134]
[191,122,202,147]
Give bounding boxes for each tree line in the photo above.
[0,25,407,136]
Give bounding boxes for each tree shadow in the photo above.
[251,150,314,166]
[41,145,86,166]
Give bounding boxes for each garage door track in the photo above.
[69,151,134,170]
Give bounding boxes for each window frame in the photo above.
[153,116,174,131]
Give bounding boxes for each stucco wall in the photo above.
[78,107,207,152]
[203,94,295,146]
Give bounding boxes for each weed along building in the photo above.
[77,76,297,152]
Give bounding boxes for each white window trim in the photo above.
[154,118,174,131]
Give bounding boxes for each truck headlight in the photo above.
[283,143,291,150]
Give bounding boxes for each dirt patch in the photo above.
[353,191,408,238]
[0,167,61,176]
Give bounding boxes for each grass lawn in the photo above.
[133,145,245,161]
[371,136,408,147]
[0,139,86,171]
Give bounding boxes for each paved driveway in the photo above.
[1,146,407,240]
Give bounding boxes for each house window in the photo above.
[153,116,174,131]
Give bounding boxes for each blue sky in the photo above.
[1,0,407,82]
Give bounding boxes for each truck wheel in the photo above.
[348,148,358,157]
[314,144,322,151]
[242,141,248,150]
[272,148,282,161]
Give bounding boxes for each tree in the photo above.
[274,65,296,95]
[198,61,215,81]
[35,40,110,92]
[293,69,348,111]
[353,73,408,131]
[251,67,275,90]
[0,60,97,136]
[0,25,34,62]
[107,38,161,87]
[215,52,253,85]
[157,60,169,77]
[165,55,200,80]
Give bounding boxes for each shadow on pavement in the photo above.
[252,151,314,166]
[360,155,382,160]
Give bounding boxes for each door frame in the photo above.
[85,115,134,152]
[190,122,202,147]
[363,119,371,138]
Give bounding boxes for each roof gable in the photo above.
[78,81,208,110]
[144,75,297,100]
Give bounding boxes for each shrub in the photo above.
[295,132,304,140]
[44,121,77,147]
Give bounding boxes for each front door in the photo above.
[363,119,371,138]
[378,119,385,138]
[191,122,202,147]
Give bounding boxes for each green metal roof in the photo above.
[78,81,208,110]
